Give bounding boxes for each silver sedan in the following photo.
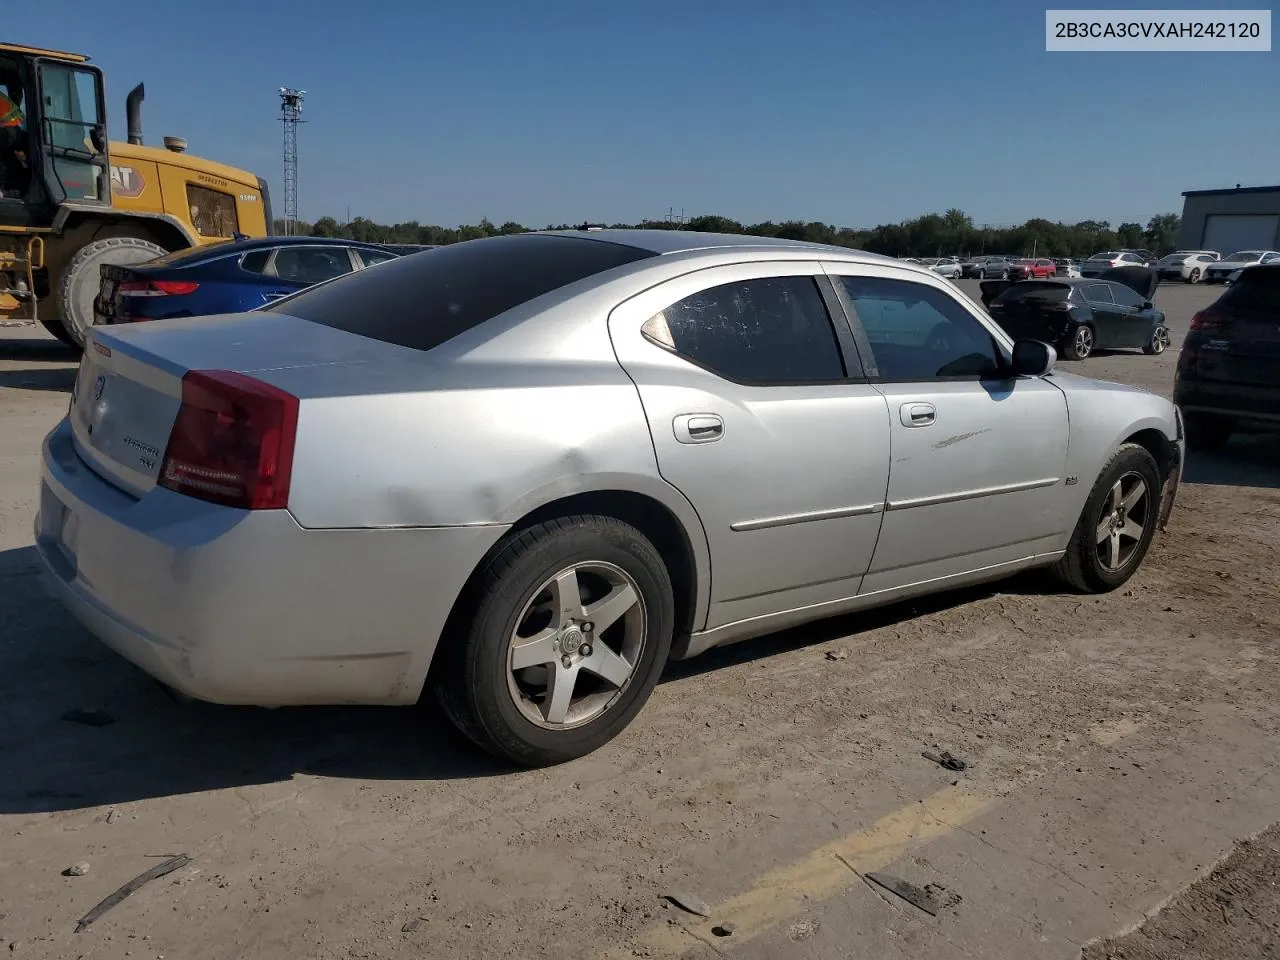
[37,231,1184,766]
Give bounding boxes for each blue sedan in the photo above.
[93,237,404,327]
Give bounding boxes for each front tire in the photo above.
[977,269,986,280]
[1053,443,1161,593]
[55,236,168,348]
[436,515,675,767]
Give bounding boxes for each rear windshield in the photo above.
[1218,268,1280,312]
[265,234,656,351]
[139,241,236,267]
[1087,253,1116,261]
[993,283,1070,304]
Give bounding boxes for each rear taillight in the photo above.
[118,279,200,297]
[1188,310,1224,333]
[158,370,299,510]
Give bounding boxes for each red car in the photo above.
[1008,258,1057,280]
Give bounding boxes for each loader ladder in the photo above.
[0,235,43,326]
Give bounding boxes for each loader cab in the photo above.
[0,45,109,227]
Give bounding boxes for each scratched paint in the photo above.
[933,428,992,450]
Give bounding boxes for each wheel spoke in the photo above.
[1118,518,1145,543]
[1095,515,1113,545]
[1121,481,1146,513]
[550,569,585,629]
[583,581,639,635]
[510,630,559,671]
[1108,480,1123,513]
[582,644,634,688]
[1105,531,1121,568]
[542,663,579,724]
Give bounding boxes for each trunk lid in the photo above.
[72,313,417,497]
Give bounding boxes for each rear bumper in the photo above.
[36,418,507,706]
[1175,381,1280,424]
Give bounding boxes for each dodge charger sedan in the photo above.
[37,231,1184,766]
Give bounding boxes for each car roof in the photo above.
[537,228,901,265]
[214,236,399,252]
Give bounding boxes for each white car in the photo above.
[1155,252,1219,283]
[923,257,962,279]
[1080,251,1148,278]
[1204,250,1280,283]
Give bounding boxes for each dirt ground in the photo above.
[1,281,1278,960]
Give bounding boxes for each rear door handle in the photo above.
[673,414,724,444]
[901,402,936,427]
[263,291,292,302]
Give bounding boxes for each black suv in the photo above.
[1175,264,1280,450]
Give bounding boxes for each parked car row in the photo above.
[42,231,1183,766]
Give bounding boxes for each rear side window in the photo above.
[272,247,353,284]
[267,234,656,352]
[641,276,845,384]
[1084,284,1114,304]
[240,250,270,274]
[357,248,397,268]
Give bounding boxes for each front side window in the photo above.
[1109,283,1146,308]
[272,247,353,284]
[837,276,1003,381]
[642,276,845,384]
[186,184,239,238]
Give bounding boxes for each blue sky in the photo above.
[12,0,1277,228]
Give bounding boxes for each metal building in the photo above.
[1178,184,1280,253]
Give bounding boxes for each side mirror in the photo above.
[1142,300,1153,310]
[89,126,107,154]
[1011,339,1056,377]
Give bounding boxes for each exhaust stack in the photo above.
[126,83,145,145]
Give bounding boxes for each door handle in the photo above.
[263,291,291,302]
[900,402,936,427]
[673,414,724,444]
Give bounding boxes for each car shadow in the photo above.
[0,366,78,393]
[1184,433,1280,490]
[0,336,80,362]
[0,540,1053,813]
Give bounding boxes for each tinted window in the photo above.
[642,277,844,383]
[137,242,236,267]
[1083,284,1115,304]
[837,276,1003,380]
[1120,254,1142,263]
[993,283,1069,304]
[1109,283,1146,308]
[357,248,397,268]
[1219,269,1280,311]
[273,247,353,284]
[240,250,270,274]
[267,234,655,352]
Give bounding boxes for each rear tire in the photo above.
[55,236,168,348]
[977,269,986,280]
[435,515,675,767]
[1053,443,1161,593]
[1142,326,1170,355]
[1184,413,1232,452]
[1187,267,1201,284]
[1061,324,1095,360]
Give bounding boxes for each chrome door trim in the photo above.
[885,476,1061,511]
[729,501,884,532]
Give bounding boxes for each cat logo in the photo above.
[110,165,145,199]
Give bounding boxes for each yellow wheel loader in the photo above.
[0,42,270,347]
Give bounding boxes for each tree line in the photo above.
[273,209,1183,259]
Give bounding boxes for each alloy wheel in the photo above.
[1150,327,1170,354]
[1095,472,1150,572]
[506,562,647,729]
[1074,325,1094,359]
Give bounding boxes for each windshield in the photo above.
[1224,251,1263,261]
